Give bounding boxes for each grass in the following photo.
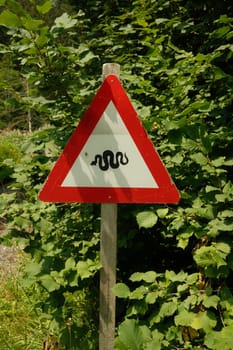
[0,250,47,350]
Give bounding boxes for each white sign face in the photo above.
[62,101,158,188]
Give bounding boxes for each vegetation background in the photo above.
[0,0,233,349]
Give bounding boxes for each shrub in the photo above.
[0,132,22,183]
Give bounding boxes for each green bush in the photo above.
[0,0,233,348]
[0,133,22,183]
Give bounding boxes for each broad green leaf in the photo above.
[136,211,158,229]
[127,300,148,317]
[213,66,227,80]
[4,0,26,14]
[211,25,231,38]
[54,12,77,29]
[0,9,20,27]
[35,30,50,47]
[171,153,184,164]
[205,185,219,193]
[145,291,158,304]
[136,18,148,27]
[40,274,60,292]
[130,272,146,282]
[190,152,208,165]
[65,256,76,269]
[159,301,177,318]
[224,158,233,166]
[220,210,233,218]
[144,329,163,350]
[187,273,199,285]
[25,261,42,277]
[175,310,196,326]
[203,295,220,309]
[165,270,187,282]
[143,271,157,283]
[115,338,129,350]
[39,218,52,233]
[194,244,230,269]
[156,208,169,218]
[177,232,192,249]
[130,271,157,282]
[113,283,130,298]
[36,0,52,14]
[195,205,215,219]
[192,311,217,332]
[21,17,44,30]
[130,286,148,300]
[76,261,92,279]
[117,319,144,350]
[80,50,96,65]
[215,242,231,254]
[204,324,233,349]
[212,156,226,167]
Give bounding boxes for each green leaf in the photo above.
[190,152,208,165]
[0,9,20,27]
[145,291,158,304]
[212,156,226,167]
[176,309,216,335]
[65,256,76,269]
[25,261,42,277]
[194,243,230,269]
[130,271,157,282]
[76,261,92,279]
[211,26,230,38]
[130,272,146,282]
[215,242,231,254]
[206,185,219,193]
[204,324,233,349]
[130,286,148,300]
[159,301,177,318]
[177,232,192,249]
[203,295,220,309]
[165,270,187,283]
[113,283,130,298]
[116,319,144,350]
[21,17,44,30]
[54,12,77,29]
[36,0,52,14]
[127,300,148,317]
[136,211,158,229]
[115,338,129,350]
[40,274,60,292]
[156,208,169,218]
[175,309,196,326]
[143,271,157,283]
[190,311,216,332]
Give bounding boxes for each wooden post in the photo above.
[99,203,117,350]
[99,63,120,350]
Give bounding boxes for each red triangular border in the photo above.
[39,75,180,203]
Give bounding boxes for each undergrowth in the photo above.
[0,250,46,350]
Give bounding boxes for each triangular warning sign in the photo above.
[39,74,180,203]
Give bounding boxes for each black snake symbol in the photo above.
[90,150,129,171]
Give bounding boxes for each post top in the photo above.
[102,63,120,78]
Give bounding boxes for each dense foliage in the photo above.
[0,0,233,348]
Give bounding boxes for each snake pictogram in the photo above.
[90,150,129,171]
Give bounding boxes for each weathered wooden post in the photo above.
[99,63,120,350]
[99,202,117,350]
